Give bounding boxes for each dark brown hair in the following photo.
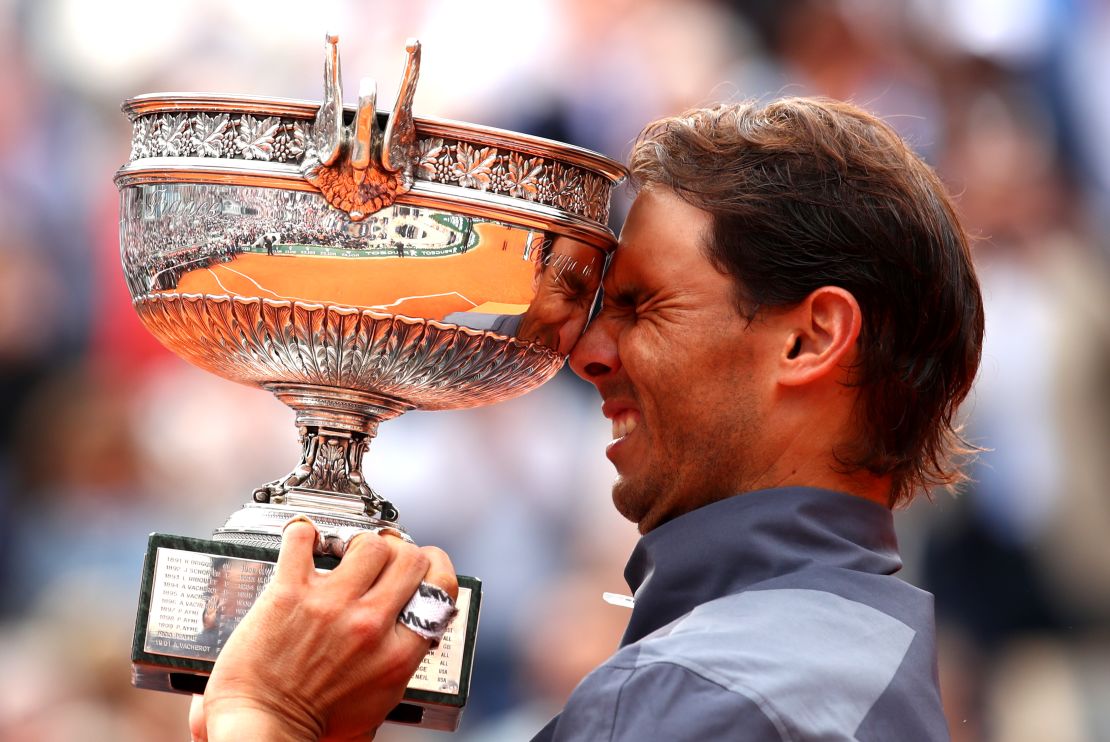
[629,98,984,507]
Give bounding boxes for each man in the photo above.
[190,97,983,741]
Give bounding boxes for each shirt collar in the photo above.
[620,486,902,646]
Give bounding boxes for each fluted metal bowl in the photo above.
[117,91,623,410]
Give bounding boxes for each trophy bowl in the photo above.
[116,36,624,542]
[119,35,624,729]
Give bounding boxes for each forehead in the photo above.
[607,186,716,284]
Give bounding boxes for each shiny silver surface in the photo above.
[117,35,624,536]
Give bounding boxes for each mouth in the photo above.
[601,399,641,461]
[610,410,639,441]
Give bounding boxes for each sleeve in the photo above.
[546,661,788,742]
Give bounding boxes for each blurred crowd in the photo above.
[1,0,1109,740]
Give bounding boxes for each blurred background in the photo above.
[1,0,1109,739]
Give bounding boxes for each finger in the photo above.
[362,539,430,616]
[326,531,392,600]
[419,546,459,602]
[275,517,318,586]
[189,694,207,742]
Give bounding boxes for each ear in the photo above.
[777,286,862,387]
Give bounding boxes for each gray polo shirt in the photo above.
[532,487,949,741]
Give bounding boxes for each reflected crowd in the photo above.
[2,1,1109,740]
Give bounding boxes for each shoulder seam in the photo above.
[611,659,795,742]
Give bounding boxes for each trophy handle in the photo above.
[381,39,422,181]
[312,33,345,167]
[349,77,380,176]
[301,35,422,220]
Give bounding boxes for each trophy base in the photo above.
[131,533,481,732]
[212,501,410,549]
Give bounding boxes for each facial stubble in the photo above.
[612,391,759,534]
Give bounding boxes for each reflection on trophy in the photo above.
[118,35,624,730]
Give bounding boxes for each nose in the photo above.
[569,313,620,383]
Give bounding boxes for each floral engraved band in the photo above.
[127,112,615,225]
[128,112,309,163]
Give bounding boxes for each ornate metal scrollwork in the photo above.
[253,426,398,522]
[300,35,422,220]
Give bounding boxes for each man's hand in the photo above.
[188,519,458,742]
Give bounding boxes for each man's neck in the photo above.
[739,467,893,510]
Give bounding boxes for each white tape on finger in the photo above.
[398,582,458,646]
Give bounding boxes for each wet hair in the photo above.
[629,98,984,507]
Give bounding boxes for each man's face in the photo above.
[569,187,780,533]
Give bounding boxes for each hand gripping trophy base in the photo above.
[212,383,416,549]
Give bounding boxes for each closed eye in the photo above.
[600,284,643,315]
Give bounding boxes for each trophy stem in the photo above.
[252,383,415,522]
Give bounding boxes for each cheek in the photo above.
[659,339,764,428]
[617,328,665,395]
[619,317,682,368]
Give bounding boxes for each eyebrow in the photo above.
[601,268,643,306]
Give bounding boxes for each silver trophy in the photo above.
[118,35,624,731]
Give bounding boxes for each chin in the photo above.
[612,475,670,533]
[611,477,647,524]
